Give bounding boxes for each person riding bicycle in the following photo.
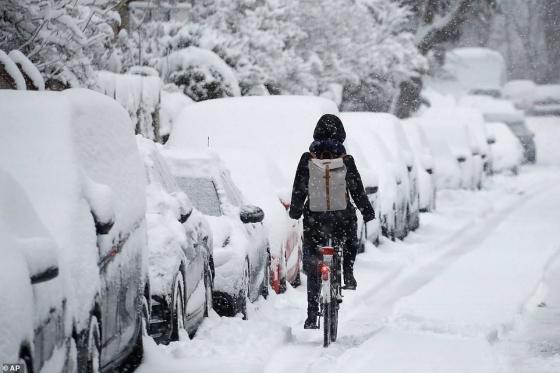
[289,114,376,329]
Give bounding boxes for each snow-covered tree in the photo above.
[0,0,119,87]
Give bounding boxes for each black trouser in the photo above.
[302,210,358,316]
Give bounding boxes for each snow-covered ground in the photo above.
[136,116,560,373]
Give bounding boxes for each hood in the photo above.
[313,114,346,143]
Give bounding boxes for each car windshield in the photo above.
[469,88,502,98]
[176,177,222,217]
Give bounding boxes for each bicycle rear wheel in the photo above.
[323,301,331,347]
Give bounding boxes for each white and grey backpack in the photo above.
[308,157,348,212]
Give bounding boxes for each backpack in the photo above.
[308,157,348,212]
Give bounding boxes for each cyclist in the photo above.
[289,114,376,329]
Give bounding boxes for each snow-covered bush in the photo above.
[161,47,241,101]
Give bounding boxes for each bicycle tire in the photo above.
[331,298,338,342]
[323,301,331,347]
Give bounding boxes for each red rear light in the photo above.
[321,264,330,281]
[321,246,335,256]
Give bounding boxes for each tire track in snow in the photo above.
[262,173,560,373]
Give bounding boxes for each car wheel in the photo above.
[171,273,186,341]
[204,260,214,317]
[86,316,101,373]
[240,260,250,320]
[261,252,270,299]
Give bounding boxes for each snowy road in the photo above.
[136,116,560,373]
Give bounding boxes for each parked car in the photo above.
[486,122,524,175]
[456,106,489,187]
[459,95,536,163]
[218,147,302,292]
[342,116,403,242]
[163,149,270,319]
[352,113,420,233]
[137,136,213,343]
[0,170,72,373]
[0,89,149,372]
[166,95,337,286]
[401,119,437,212]
[503,80,537,111]
[416,110,476,190]
[530,84,560,116]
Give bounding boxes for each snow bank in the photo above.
[8,50,45,90]
[160,47,241,97]
[0,50,26,90]
[391,186,560,340]
[167,95,338,195]
[96,70,162,140]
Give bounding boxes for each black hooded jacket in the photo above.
[289,114,375,223]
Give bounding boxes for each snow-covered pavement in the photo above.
[136,116,560,373]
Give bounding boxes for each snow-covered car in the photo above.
[459,95,536,163]
[163,149,270,319]
[427,47,506,99]
[218,147,302,292]
[530,84,560,116]
[456,106,490,186]
[401,119,437,212]
[486,122,524,174]
[166,95,337,286]
[353,113,420,234]
[0,89,149,372]
[0,170,72,373]
[503,80,537,111]
[341,115,402,242]
[137,137,213,343]
[416,109,477,190]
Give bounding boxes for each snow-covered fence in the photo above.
[95,70,163,142]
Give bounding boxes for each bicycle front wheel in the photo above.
[323,301,331,347]
[330,298,338,342]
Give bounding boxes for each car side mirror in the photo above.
[457,156,467,163]
[31,266,59,284]
[179,209,192,224]
[365,186,378,195]
[240,205,265,224]
[426,168,434,175]
[487,137,496,145]
[20,237,60,284]
[93,212,114,235]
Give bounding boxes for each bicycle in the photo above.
[318,240,343,347]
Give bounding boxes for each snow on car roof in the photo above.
[167,95,338,187]
[341,112,414,167]
[459,95,524,122]
[445,47,506,91]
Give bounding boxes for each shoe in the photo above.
[343,272,357,290]
[304,314,318,329]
